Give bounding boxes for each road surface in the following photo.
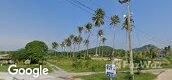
[156,69,172,80]
[0,62,73,80]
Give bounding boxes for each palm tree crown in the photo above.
[78,27,84,35]
[119,0,130,4]
[98,29,104,37]
[65,38,72,47]
[110,15,120,27]
[122,15,134,31]
[92,8,105,27]
[52,42,58,49]
[85,23,93,32]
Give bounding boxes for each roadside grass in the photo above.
[0,65,8,72]
[79,73,156,80]
[162,55,172,68]
[47,55,172,73]
[168,55,172,68]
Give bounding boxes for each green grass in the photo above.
[80,73,156,80]
[162,55,172,68]
[0,65,9,72]
[47,56,112,72]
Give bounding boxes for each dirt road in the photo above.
[0,62,73,80]
[156,69,172,80]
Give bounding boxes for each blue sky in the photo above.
[0,0,171,51]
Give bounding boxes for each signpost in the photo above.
[106,64,116,80]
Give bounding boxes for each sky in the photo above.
[0,0,171,51]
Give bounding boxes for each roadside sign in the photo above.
[106,64,116,78]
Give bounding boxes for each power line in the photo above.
[66,0,111,22]
[134,28,168,47]
[65,0,94,15]
[65,0,168,47]
[71,0,95,12]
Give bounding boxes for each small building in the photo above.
[0,54,14,65]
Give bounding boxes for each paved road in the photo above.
[156,69,172,80]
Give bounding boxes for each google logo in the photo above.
[8,64,48,78]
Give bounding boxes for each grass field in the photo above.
[0,65,8,72]
[47,56,112,72]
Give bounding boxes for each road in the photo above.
[0,62,73,80]
[1,62,170,80]
[156,69,172,80]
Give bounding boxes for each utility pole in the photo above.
[119,0,134,79]
[127,1,134,80]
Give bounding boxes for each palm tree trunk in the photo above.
[78,44,80,51]
[73,44,76,57]
[70,46,72,57]
[112,28,116,63]
[86,33,91,57]
[95,36,98,56]
[102,43,104,57]
[98,40,101,56]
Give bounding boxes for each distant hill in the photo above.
[133,44,160,52]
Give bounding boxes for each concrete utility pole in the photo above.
[119,0,134,79]
[127,1,134,80]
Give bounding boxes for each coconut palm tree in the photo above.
[92,8,105,56]
[101,37,107,57]
[60,41,66,56]
[92,8,105,27]
[78,27,84,51]
[83,39,89,58]
[69,34,75,57]
[65,38,72,57]
[110,15,120,60]
[52,42,58,50]
[85,22,93,57]
[119,0,130,4]
[52,42,59,56]
[73,36,81,57]
[98,29,104,56]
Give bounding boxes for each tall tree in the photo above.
[52,42,58,50]
[65,38,72,57]
[110,15,120,61]
[52,42,59,56]
[73,36,83,57]
[84,39,89,58]
[101,37,107,57]
[85,22,93,57]
[60,41,66,56]
[69,34,75,57]
[98,29,104,56]
[92,8,105,56]
[78,26,84,51]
